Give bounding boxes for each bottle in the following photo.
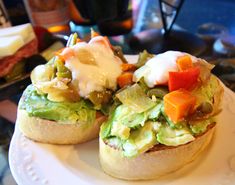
[23,0,71,34]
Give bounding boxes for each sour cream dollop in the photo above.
[133,51,196,87]
[65,38,122,97]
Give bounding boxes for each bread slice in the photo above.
[99,124,215,180]
[17,108,106,144]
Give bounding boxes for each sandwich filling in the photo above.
[100,51,223,158]
[19,33,123,124]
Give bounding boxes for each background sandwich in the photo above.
[0,24,38,81]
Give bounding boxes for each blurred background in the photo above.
[0,0,235,184]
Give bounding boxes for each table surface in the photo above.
[1,0,235,184]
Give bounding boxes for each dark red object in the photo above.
[33,26,54,52]
[168,67,200,92]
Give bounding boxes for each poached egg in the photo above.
[133,51,197,87]
[64,37,122,97]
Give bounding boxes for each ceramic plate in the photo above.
[9,56,235,185]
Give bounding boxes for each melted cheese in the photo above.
[65,42,122,97]
[133,51,196,87]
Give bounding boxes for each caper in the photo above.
[147,87,169,99]
[197,102,213,114]
[135,50,154,68]
[88,90,113,107]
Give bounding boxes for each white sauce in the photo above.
[133,51,196,87]
[65,41,122,97]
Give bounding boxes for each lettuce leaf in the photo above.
[116,84,155,113]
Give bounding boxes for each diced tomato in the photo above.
[121,63,136,72]
[76,38,82,43]
[168,67,200,91]
[176,55,193,71]
[164,89,196,123]
[117,72,134,88]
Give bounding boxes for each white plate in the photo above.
[9,56,235,185]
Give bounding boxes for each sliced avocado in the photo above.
[100,120,112,139]
[156,123,195,146]
[111,121,130,140]
[191,75,219,107]
[111,104,147,128]
[147,103,162,120]
[20,85,96,124]
[106,137,123,149]
[122,122,158,157]
[189,118,215,135]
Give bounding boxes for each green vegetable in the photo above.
[135,50,154,68]
[112,104,147,128]
[156,123,195,146]
[54,58,72,79]
[196,102,213,114]
[147,86,169,99]
[111,120,130,140]
[88,90,113,109]
[100,110,116,139]
[122,122,157,157]
[66,33,78,47]
[106,137,123,149]
[147,103,163,120]
[112,45,128,63]
[189,118,215,135]
[116,84,155,113]
[138,77,149,93]
[20,85,95,124]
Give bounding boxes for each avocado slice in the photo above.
[189,118,215,135]
[122,122,158,157]
[111,121,130,140]
[20,85,96,124]
[156,123,195,146]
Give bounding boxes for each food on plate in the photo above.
[99,51,224,180]
[17,31,126,144]
[0,23,38,81]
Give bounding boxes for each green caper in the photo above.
[197,102,213,114]
[135,50,154,68]
[88,90,113,107]
[147,87,169,99]
[112,46,128,63]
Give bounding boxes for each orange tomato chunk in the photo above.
[176,55,193,71]
[164,89,196,123]
[117,72,133,88]
[121,63,136,72]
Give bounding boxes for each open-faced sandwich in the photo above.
[99,51,224,180]
[17,31,126,144]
